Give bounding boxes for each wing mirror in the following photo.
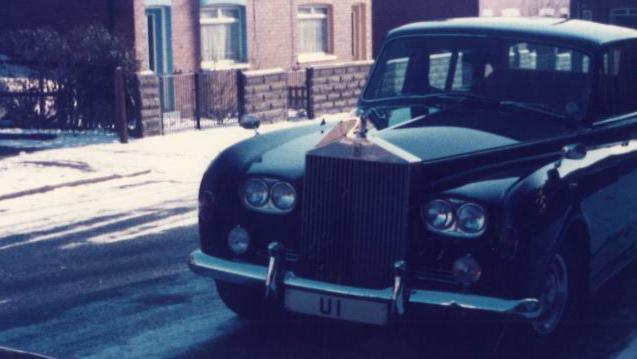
[550,143,587,181]
[240,114,261,133]
[563,143,587,160]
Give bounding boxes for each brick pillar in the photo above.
[132,72,163,137]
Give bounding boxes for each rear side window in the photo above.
[508,42,590,73]
[597,44,637,118]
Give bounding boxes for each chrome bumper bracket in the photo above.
[390,260,407,318]
[265,242,285,300]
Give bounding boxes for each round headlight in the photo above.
[271,182,297,211]
[242,179,269,207]
[423,200,454,230]
[228,225,250,255]
[457,203,487,234]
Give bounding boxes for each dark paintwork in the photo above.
[389,17,637,51]
[198,19,637,304]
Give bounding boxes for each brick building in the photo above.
[0,0,372,74]
[571,0,637,28]
[140,0,373,73]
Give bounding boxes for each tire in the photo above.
[215,280,274,320]
[498,238,586,356]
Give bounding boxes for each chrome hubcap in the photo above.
[532,254,568,335]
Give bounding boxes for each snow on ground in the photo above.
[0,115,344,252]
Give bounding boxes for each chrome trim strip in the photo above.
[284,273,393,302]
[409,290,543,319]
[188,250,267,284]
[369,135,422,163]
[189,251,542,319]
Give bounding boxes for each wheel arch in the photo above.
[559,211,593,293]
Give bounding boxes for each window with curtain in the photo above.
[200,6,245,65]
[298,5,330,54]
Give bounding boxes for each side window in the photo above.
[428,49,452,90]
[597,44,637,118]
[428,49,471,91]
[509,42,590,73]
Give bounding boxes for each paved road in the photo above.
[2,127,637,358]
[3,180,637,359]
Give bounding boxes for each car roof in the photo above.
[388,17,637,51]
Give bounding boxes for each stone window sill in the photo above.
[297,53,338,64]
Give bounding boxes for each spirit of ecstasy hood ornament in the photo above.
[356,109,370,140]
[315,109,375,149]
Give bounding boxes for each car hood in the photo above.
[376,126,518,162]
[241,108,571,180]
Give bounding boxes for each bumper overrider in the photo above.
[189,243,543,324]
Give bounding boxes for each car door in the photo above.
[585,41,637,285]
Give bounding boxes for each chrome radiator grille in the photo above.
[298,145,412,289]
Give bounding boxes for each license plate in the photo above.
[284,289,389,325]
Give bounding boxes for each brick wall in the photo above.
[132,72,163,137]
[247,0,373,70]
[239,69,288,123]
[170,0,199,73]
[308,61,373,117]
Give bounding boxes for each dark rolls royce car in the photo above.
[189,17,637,338]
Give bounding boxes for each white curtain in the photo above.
[299,18,327,53]
[201,22,240,62]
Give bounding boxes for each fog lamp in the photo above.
[452,254,482,286]
[228,225,250,255]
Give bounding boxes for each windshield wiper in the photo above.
[420,92,501,107]
[500,101,581,129]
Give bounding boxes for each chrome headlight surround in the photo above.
[240,178,297,214]
[240,178,269,208]
[421,199,488,238]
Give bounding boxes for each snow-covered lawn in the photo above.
[0,119,318,250]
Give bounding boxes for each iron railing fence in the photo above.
[0,61,119,131]
[287,69,308,115]
[158,70,239,133]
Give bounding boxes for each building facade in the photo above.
[138,0,373,74]
[571,0,637,28]
[0,0,372,74]
[480,0,571,17]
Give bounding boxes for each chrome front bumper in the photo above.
[189,249,543,321]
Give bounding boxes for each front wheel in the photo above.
[531,252,570,335]
[499,242,585,357]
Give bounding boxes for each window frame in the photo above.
[592,40,637,125]
[199,4,247,69]
[297,4,334,62]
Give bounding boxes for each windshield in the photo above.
[363,35,593,122]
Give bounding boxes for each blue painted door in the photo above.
[146,7,175,111]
